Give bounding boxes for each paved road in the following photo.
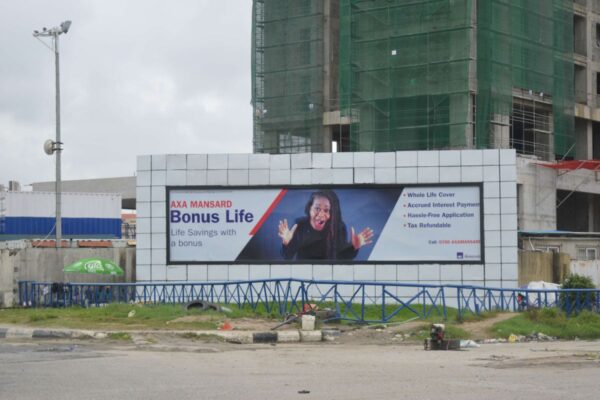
[1,339,599,400]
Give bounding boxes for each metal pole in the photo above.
[54,33,62,248]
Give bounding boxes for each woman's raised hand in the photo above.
[278,219,298,246]
[351,227,374,250]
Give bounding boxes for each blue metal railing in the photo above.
[17,279,600,322]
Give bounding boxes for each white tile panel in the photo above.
[312,153,332,168]
[151,264,167,281]
[501,247,518,263]
[151,170,166,186]
[291,264,313,280]
[499,149,516,165]
[417,151,439,167]
[417,167,439,183]
[136,218,151,234]
[485,264,502,280]
[167,265,187,281]
[397,265,419,281]
[137,171,151,187]
[208,154,228,170]
[151,186,165,202]
[151,233,166,249]
[500,181,517,197]
[483,166,500,181]
[136,265,151,281]
[484,230,501,247]
[396,167,418,183]
[270,265,292,278]
[460,150,483,166]
[228,154,249,170]
[291,169,312,185]
[152,155,166,170]
[462,264,484,280]
[249,153,270,169]
[483,198,500,214]
[440,265,462,281]
[484,214,501,230]
[375,264,396,281]
[332,169,353,184]
[137,186,150,202]
[151,202,166,218]
[136,233,151,249]
[167,155,186,170]
[500,165,516,181]
[332,152,354,168]
[187,154,207,170]
[501,230,518,246]
[166,170,186,185]
[354,152,375,168]
[482,149,500,165]
[333,265,354,281]
[354,168,375,183]
[354,264,376,281]
[187,170,207,185]
[501,214,518,230]
[485,247,501,263]
[439,167,461,182]
[461,166,483,182]
[483,181,500,198]
[248,265,270,280]
[151,217,165,233]
[439,150,461,166]
[375,152,395,167]
[291,153,312,169]
[188,265,207,281]
[137,202,151,218]
[137,155,151,171]
[151,248,167,264]
[501,280,518,289]
[375,168,395,183]
[249,170,270,185]
[228,170,249,186]
[228,265,250,280]
[396,151,418,167]
[207,170,228,185]
[207,265,228,281]
[312,265,333,280]
[137,249,151,265]
[311,168,333,184]
[419,264,440,280]
[500,197,517,214]
[270,170,291,185]
[485,280,503,288]
[502,263,518,280]
[270,154,290,170]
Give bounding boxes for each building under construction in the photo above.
[252,0,600,247]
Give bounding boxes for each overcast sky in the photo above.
[0,0,253,187]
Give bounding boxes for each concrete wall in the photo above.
[520,236,600,261]
[516,156,557,230]
[518,251,571,286]
[571,259,600,287]
[0,245,136,307]
[137,150,519,289]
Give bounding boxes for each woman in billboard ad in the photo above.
[278,190,374,260]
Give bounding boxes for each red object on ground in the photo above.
[219,322,233,331]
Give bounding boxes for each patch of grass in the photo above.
[28,313,59,322]
[178,333,225,342]
[492,308,600,340]
[107,332,131,341]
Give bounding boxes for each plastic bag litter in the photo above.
[460,340,480,348]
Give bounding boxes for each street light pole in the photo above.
[34,21,71,249]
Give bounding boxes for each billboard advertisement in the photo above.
[167,185,483,264]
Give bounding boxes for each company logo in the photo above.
[84,261,102,273]
[456,252,464,260]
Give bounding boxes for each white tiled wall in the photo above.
[136,150,518,288]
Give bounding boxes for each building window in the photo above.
[577,247,598,260]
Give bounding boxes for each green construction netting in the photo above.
[253,0,575,158]
[340,0,574,156]
[252,0,326,154]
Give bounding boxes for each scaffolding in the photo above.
[252,0,326,153]
[253,0,575,158]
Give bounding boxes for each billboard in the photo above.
[167,185,483,264]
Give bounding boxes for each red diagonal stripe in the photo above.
[249,189,288,236]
